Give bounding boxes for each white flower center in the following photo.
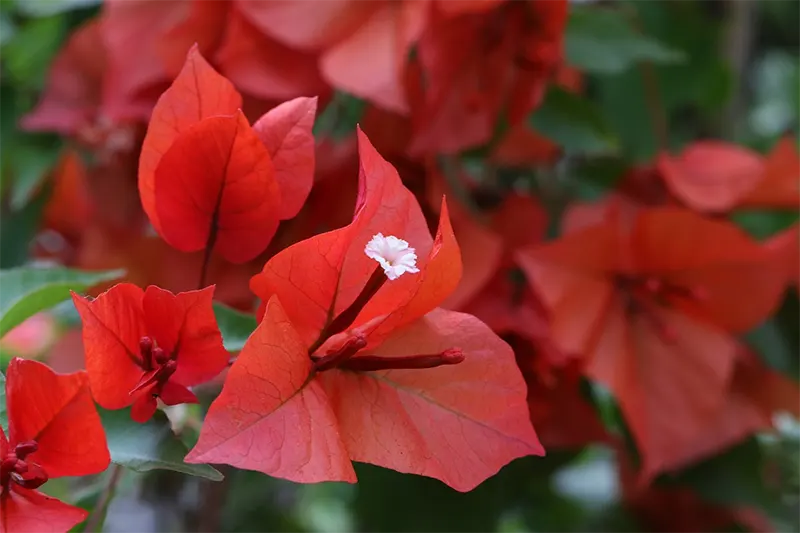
[364,233,420,280]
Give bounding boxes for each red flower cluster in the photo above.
[8,0,798,531]
[1,359,109,533]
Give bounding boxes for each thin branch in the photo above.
[718,0,756,139]
[84,464,124,533]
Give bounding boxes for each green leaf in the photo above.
[1,14,66,90]
[530,87,619,156]
[745,320,797,377]
[12,0,100,17]
[0,188,48,268]
[8,135,62,209]
[214,302,256,353]
[731,209,799,241]
[0,266,124,338]
[312,91,366,140]
[566,6,685,74]
[100,407,223,481]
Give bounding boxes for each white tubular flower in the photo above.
[364,233,420,280]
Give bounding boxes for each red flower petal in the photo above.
[251,97,318,220]
[71,283,147,409]
[587,303,737,482]
[141,286,228,387]
[319,308,543,492]
[153,112,282,263]
[5,358,110,478]
[741,137,800,209]
[139,44,241,236]
[250,128,433,346]
[20,20,106,136]
[657,142,764,213]
[320,1,427,113]
[185,296,356,483]
[235,0,376,51]
[214,9,330,101]
[358,199,462,346]
[1,487,89,533]
[633,208,786,333]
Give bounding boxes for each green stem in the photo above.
[84,464,124,533]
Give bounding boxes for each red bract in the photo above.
[230,1,421,112]
[101,0,229,113]
[740,137,800,209]
[71,284,229,422]
[509,335,608,450]
[516,208,786,482]
[21,20,108,137]
[656,141,765,213]
[409,0,567,155]
[214,7,329,102]
[1,358,110,533]
[186,129,542,491]
[139,46,317,263]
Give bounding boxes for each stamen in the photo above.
[153,346,170,365]
[340,348,465,372]
[308,267,386,355]
[313,333,368,372]
[14,441,38,460]
[140,336,154,370]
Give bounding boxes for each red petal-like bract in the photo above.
[6,359,109,478]
[319,307,543,490]
[657,142,764,213]
[251,96,318,220]
[141,285,229,386]
[153,111,282,262]
[138,44,241,238]
[188,297,542,491]
[250,128,436,347]
[741,137,800,209]
[184,296,357,483]
[20,20,106,136]
[71,283,228,416]
[0,485,89,533]
[320,1,428,113]
[516,207,785,481]
[191,129,542,491]
[214,8,330,102]
[1,358,110,533]
[71,283,147,409]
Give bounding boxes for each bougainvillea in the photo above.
[3,0,798,531]
[1,359,110,533]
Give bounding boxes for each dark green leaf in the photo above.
[8,135,62,209]
[312,91,366,140]
[0,188,48,268]
[745,319,798,378]
[731,209,799,241]
[13,0,101,17]
[213,302,256,353]
[530,87,619,156]
[0,266,124,338]
[566,6,685,74]
[1,14,66,90]
[100,407,223,481]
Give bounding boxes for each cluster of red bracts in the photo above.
[1,359,110,533]
[49,43,542,496]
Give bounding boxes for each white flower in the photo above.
[364,233,420,280]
